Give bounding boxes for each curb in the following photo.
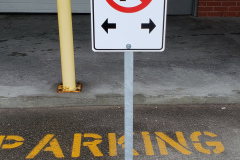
[0,95,239,108]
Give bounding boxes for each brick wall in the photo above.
[198,0,240,17]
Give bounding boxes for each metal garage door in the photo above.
[168,0,193,15]
[0,0,193,15]
[0,0,90,13]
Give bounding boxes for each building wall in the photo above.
[198,0,240,17]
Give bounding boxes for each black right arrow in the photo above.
[141,19,156,33]
[102,18,116,34]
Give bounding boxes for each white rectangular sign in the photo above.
[91,0,167,52]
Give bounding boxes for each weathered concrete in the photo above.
[0,15,240,108]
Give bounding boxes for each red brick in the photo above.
[229,7,240,11]
[198,6,214,11]
[198,12,208,17]
[199,2,207,6]
[208,11,223,16]
[207,2,222,6]
[214,7,229,11]
[198,0,240,17]
[222,11,237,16]
[237,12,240,17]
[199,0,212,1]
[222,2,237,6]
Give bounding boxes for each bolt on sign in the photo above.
[90,0,168,52]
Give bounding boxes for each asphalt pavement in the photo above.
[0,104,239,159]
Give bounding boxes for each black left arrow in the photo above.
[102,19,116,33]
[141,19,156,33]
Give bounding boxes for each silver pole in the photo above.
[124,51,134,160]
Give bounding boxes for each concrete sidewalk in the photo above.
[0,15,240,108]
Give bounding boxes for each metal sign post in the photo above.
[90,0,167,159]
[124,51,134,160]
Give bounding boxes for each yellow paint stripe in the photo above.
[83,133,103,157]
[190,131,201,142]
[26,134,54,159]
[72,133,82,157]
[0,135,5,147]
[43,138,64,158]
[156,137,168,155]
[155,132,191,155]
[176,131,188,148]
[108,133,117,156]
[142,132,154,155]
[118,134,139,156]
[2,135,24,149]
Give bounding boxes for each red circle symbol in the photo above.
[106,0,152,13]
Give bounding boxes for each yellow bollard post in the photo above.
[57,0,81,93]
